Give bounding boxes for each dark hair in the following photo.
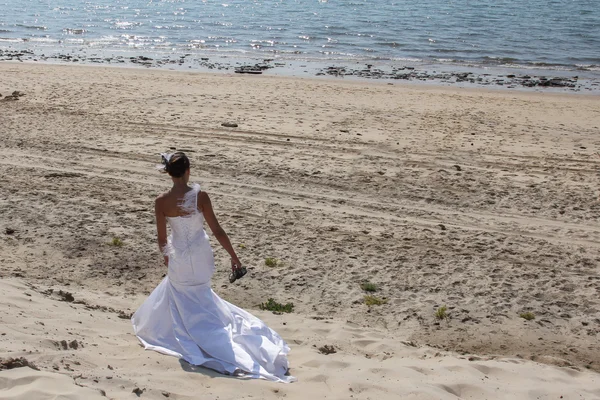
[164,152,190,178]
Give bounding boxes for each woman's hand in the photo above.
[231,257,242,271]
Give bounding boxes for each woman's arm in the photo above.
[198,191,241,270]
[155,196,168,266]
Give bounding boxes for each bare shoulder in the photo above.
[198,190,212,205]
[154,191,169,208]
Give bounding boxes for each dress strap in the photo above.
[179,183,202,214]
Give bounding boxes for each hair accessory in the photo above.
[156,152,174,172]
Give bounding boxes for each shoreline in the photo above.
[2,46,600,94]
[3,59,599,102]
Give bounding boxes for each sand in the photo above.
[1,62,600,399]
[2,279,600,399]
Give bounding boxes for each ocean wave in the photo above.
[389,57,424,63]
[429,48,483,55]
[315,52,423,63]
[433,58,461,63]
[28,37,60,43]
[341,2,368,6]
[374,41,403,48]
[576,64,600,71]
[180,46,252,55]
[63,28,86,34]
[0,37,23,43]
[322,26,349,34]
[205,36,238,44]
[425,57,586,72]
[481,56,520,65]
[318,50,360,58]
[211,21,234,27]
[15,24,47,30]
[112,21,143,29]
[87,36,122,46]
[153,25,188,30]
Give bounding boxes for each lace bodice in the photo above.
[167,212,207,252]
[163,183,214,286]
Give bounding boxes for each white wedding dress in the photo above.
[131,184,294,383]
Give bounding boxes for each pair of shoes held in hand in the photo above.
[229,265,247,283]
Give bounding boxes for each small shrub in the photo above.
[364,295,387,306]
[435,306,448,320]
[259,298,294,313]
[360,282,378,292]
[318,345,336,355]
[520,312,535,321]
[108,237,124,247]
[265,257,279,267]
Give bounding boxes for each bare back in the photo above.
[156,187,199,218]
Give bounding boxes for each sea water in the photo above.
[0,0,598,72]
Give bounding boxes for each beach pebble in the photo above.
[221,122,238,128]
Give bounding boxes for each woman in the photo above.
[131,152,294,383]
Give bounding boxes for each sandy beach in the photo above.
[1,62,600,399]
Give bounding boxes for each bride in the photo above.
[131,152,294,383]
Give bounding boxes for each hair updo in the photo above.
[163,152,190,178]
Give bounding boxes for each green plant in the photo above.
[259,298,294,313]
[265,257,279,267]
[364,295,387,306]
[360,282,378,292]
[520,312,535,321]
[108,237,123,247]
[435,306,448,320]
